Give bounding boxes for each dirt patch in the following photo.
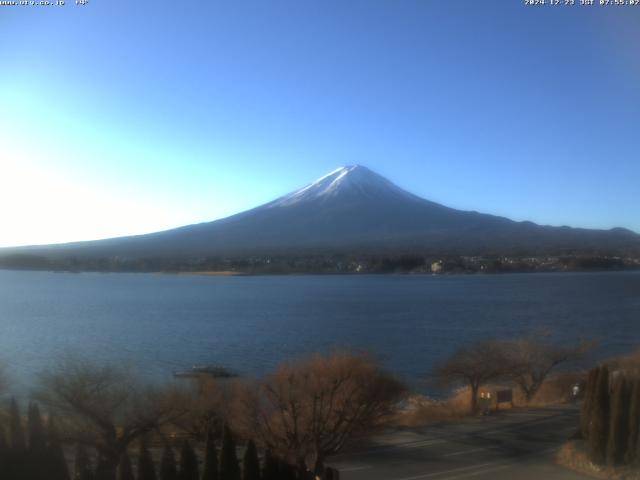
[556,441,640,480]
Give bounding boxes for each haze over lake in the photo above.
[1,270,638,394]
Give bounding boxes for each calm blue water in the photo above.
[0,270,639,393]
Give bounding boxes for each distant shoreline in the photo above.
[159,270,249,277]
[1,267,639,277]
[2,251,639,276]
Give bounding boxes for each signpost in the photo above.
[496,389,513,410]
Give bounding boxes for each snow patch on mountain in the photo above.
[267,165,419,208]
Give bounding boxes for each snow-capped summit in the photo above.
[268,165,418,208]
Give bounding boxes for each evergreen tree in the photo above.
[28,403,47,453]
[219,426,240,480]
[242,440,260,480]
[95,455,115,480]
[588,365,610,464]
[138,437,158,480]
[160,444,178,480]
[0,426,7,477]
[117,452,135,480]
[277,459,296,480]
[48,415,71,480]
[179,440,199,480]
[260,450,278,480]
[201,429,219,480]
[9,398,26,450]
[580,367,599,439]
[625,379,640,465]
[74,445,95,480]
[607,377,630,465]
[27,403,49,480]
[7,398,28,479]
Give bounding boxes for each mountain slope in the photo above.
[3,165,640,259]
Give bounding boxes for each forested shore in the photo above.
[1,252,638,275]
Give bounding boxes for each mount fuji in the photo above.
[3,165,639,260]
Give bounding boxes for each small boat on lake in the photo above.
[173,365,238,379]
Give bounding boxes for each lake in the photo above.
[0,270,639,394]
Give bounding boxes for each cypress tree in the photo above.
[9,398,26,450]
[0,425,7,477]
[7,398,27,479]
[588,365,610,464]
[28,403,47,453]
[580,368,599,439]
[95,455,115,480]
[625,379,640,465]
[74,445,95,480]
[607,377,630,466]
[117,452,135,480]
[201,429,219,480]
[277,459,296,480]
[24,403,46,479]
[160,444,178,480]
[242,440,260,480]
[261,450,278,480]
[219,426,240,480]
[47,415,71,480]
[179,440,199,480]
[138,438,158,480]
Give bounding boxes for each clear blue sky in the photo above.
[1,1,639,246]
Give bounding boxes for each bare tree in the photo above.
[232,351,405,474]
[503,335,593,402]
[433,341,510,414]
[165,377,230,441]
[35,358,186,480]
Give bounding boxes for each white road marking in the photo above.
[331,410,577,467]
[330,438,446,459]
[399,439,446,449]
[393,462,502,480]
[388,447,559,480]
[482,416,573,435]
[338,464,372,472]
[443,448,487,457]
[505,412,553,417]
[441,463,513,480]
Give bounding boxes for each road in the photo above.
[328,404,590,480]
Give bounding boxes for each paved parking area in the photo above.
[328,405,591,480]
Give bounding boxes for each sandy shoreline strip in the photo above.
[159,271,247,276]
